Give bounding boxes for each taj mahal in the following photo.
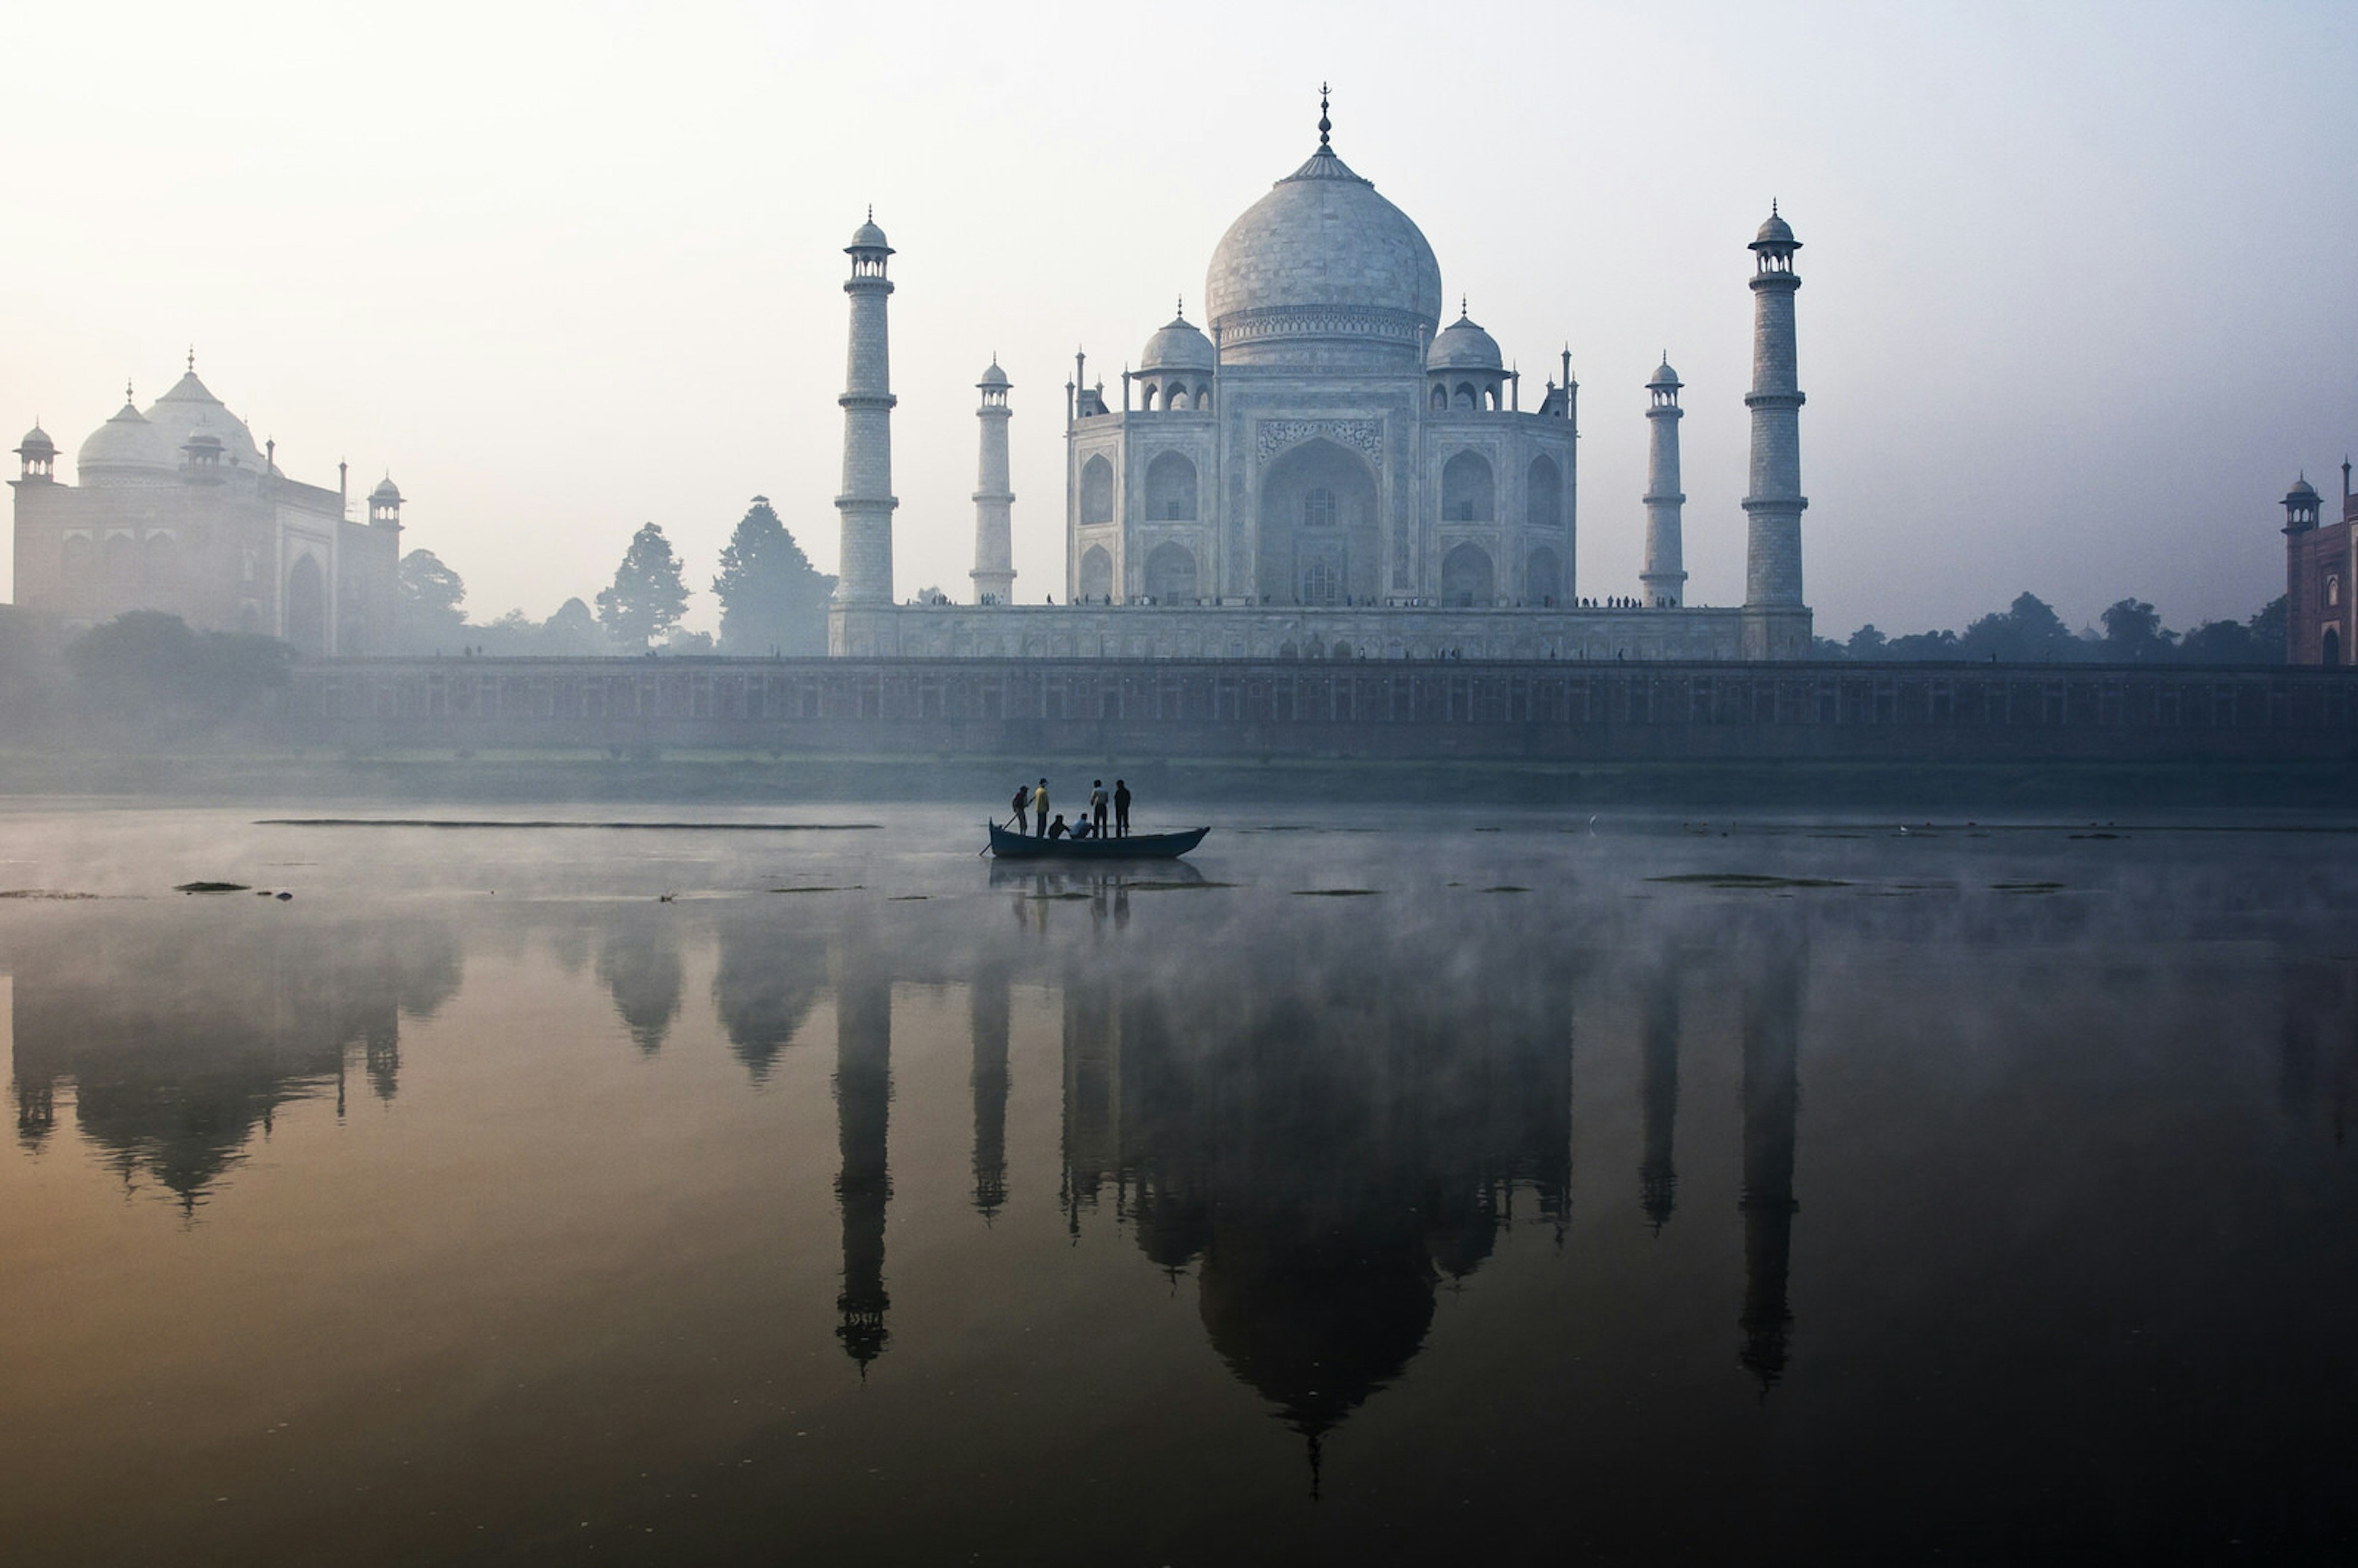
[829,93,1814,662]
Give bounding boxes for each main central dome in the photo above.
[1205,141,1444,370]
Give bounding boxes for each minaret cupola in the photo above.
[1426,301,1506,411]
[14,423,55,481]
[2283,473,2322,532]
[369,474,404,528]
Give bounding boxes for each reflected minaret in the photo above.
[971,968,1011,1221]
[1738,940,1804,1391]
[1060,977,1121,1237]
[1638,969,1681,1234]
[833,955,893,1371]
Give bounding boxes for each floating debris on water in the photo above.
[1293,889,1382,897]
[1648,874,1851,890]
[174,882,250,894]
[1482,885,1531,894]
[1127,880,1236,891]
[1992,881,2067,894]
[770,886,862,894]
[0,889,103,900]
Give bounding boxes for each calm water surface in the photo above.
[2,802,2354,1564]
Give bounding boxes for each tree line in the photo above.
[396,497,836,657]
[1819,592,2287,666]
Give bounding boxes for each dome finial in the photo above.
[187,345,195,373]
[1177,293,1184,319]
[1318,82,1331,147]
[1771,198,1779,217]
[124,378,134,404]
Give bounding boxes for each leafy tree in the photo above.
[2177,618,2259,664]
[597,522,690,650]
[2099,598,2176,662]
[1886,629,1961,661]
[712,496,836,656]
[1958,592,2085,664]
[1846,624,1889,660]
[2248,595,2288,663]
[543,597,610,656]
[65,611,294,730]
[396,549,467,651]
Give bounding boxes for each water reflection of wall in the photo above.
[7,909,461,1210]
[1738,934,1804,1391]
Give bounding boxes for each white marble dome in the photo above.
[1204,143,1443,367]
[1426,309,1502,371]
[76,398,177,484]
[146,370,263,469]
[1139,312,1215,373]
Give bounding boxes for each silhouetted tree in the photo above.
[712,496,835,655]
[2178,617,2259,663]
[597,523,690,650]
[2248,595,2289,662]
[543,597,610,655]
[2100,598,2176,661]
[396,549,467,651]
[1846,624,1889,659]
[65,611,294,729]
[1958,592,2085,663]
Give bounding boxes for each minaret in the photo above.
[1641,357,1687,607]
[970,358,1017,605]
[1740,204,1810,659]
[834,211,897,608]
[833,946,893,1371]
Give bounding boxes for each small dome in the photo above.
[370,475,402,503]
[183,430,222,451]
[1140,314,1215,373]
[2287,475,2321,502]
[1426,309,1502,372]
[978,359,1010,389]
[1752,207,1798,250]
[77,398,177,483]
[1647,357,1683,390]
[15,424,53,457]
[848,215,891,252]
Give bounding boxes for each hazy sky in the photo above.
[4,0,2352,638]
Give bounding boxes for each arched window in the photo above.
[1144,541,1197,603]
[1080,455,1115,524]
[1303,487,1337,528]
[2327,626,2343,667]
[1167,386,1189,411]
[1441,542,1495,607]
[1194,383,1212,410]
[1146,451,1197,520]
[1441,451,1494,523]
[1078,545,1114,602]
[1527,456,1563,529]
[1454,383,1476,411]
[2331,575,2341,608]
[1528,546,1562,606]
[1431,385,1448,411]
[1141,382,1159,413]
[286,554,327,656]
[1301,560,1337,604]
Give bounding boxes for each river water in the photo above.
[2,802,2353,1564]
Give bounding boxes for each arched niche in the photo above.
[1145,541,1197,603]
[1441,451,1493,523]
[1080,454,1115,525]
[1527,546,1562,607]
[1145,451,1197,521]
[1078,545,1114,602]
[1441,541,1495,608]
[1527,455,1562,529]
[286,554,327,656]
[1258,438,1379,605]
[60,535,93,581]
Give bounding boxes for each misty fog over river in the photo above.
[2,804,2354,1564]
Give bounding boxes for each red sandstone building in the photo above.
[2284,464,2357,666]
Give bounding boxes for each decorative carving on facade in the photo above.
[1255,419,1384,465]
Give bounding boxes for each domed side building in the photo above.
[10,363,402,654]
[827,101,1814,661]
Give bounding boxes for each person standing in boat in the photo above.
[1032,778,1051,837]
[1113,779,1131,838]
[1010,782,1032,835]
[1089,780,1110,839]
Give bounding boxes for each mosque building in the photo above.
[10,359,402,655]
[2281,462,2358,666]
[829,95,1815,662]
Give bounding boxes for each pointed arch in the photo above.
[1080,454,1115,524]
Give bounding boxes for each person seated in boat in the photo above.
[1046,813,1070,840]
[1070,818,1096,840]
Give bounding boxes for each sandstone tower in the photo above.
[1740,206,1811,659]
[970,358,1016,605]
[835,212,897,610]
[1641,357,1687,607]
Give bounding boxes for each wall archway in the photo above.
[1527,455,1562,529]
[1442,451,1493,523]
[1144,541,1197,603]
[1078,545,1114,602]
[1080,455,1115,524]
[1528,546,1562,606]
[286,554,327,655]
[1441,542,1495,607]
[1258,438,1379,604]
[1145,451,1197,521]
[2327,626,2343,667]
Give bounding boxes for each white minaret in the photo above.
[970,357,1016,605]
[1640,356,1686,607]
[1740,204,1810,658]
[835,211,897,607]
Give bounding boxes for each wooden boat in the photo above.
[987,823,1209,860]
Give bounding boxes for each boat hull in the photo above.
[987,824,1208,860]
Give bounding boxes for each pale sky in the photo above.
[4,0,2352,639]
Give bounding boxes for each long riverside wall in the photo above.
[272,657,2358,764]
